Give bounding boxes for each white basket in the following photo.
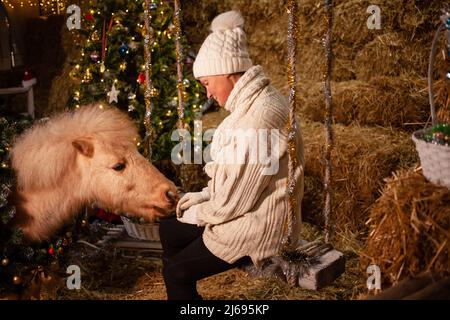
[412,22,450,189]
[121,216,160,241]
[412,129,450,189]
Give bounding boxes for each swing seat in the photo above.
[241,240,345,290]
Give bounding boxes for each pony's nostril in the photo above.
[165,190,177,204]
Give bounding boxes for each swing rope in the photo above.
[173,0,186,131]
[283,0,334,247]
[323,0,334,243]
[143,0,156,160]
[282,0,300,252]
[278,0,335,286]
[143,0,190,187]
[428,23,445,127]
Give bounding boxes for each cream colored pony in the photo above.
[10,104,177,242]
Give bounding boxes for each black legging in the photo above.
[159,216,251,300]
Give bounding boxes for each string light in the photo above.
[0,0,84,15]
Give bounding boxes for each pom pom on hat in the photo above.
[210,10,245,32]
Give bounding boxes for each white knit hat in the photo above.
[193,10,253,78]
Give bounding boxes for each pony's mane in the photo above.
[11,104,139,190]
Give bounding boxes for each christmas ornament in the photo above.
[22,69,37,87]
[108,84,120,103]
[150,87,159,98]
[1,258,9,266]
[128,41,139,50]
[100,62,105,73]
[183,78,190,88]
[128,92,136,100]
[91,30,100,42]
[137,73,146,84]
[12,276,22,285]
[90,51,100,62]
[119,43,129,58]
[149,2,158,11]
[431,123,450,145]
[23,70,34,81]
[83,69,93,82]
[85,13,94,21]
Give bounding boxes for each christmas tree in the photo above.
[68,0,206,163]
[0,115,74,298]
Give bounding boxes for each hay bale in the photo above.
[301,120,418,237]
[46,24,82,116]
[181,1,442,93]
[297,40,358,83]
[360,168,450,285]
[354,33,429,81]
[300,0,441,48]
[296,0,441,83]
[299,76,429,130]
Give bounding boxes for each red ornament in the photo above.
[48,247,54,255]
[23,69,34,81]
[85,13,94,21]
[137,72,146,84]
[96,208,122,223]
[58,247,63,254]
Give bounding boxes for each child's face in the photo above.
[199,75,236,107]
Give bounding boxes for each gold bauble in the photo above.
[90,30,100,41]
[83,72,93,83]
[1,258,9,266]
[12,276,22,285]
[150,87,159,98]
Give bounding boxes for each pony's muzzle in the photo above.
[162,184,178,210]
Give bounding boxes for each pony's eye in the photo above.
[113,163,126,171]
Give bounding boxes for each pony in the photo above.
[9,104,178,242]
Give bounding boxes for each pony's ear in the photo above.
[72,139,94,157]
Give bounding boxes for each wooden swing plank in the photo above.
[298,247,345,290]
[241,240,345,290]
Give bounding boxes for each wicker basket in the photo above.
[412,129,450,189]
[121,216,160,241]
[412,22,450,189]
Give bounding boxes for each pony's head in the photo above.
[11,104,177,241]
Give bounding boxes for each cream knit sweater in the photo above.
[193,65,304,267]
